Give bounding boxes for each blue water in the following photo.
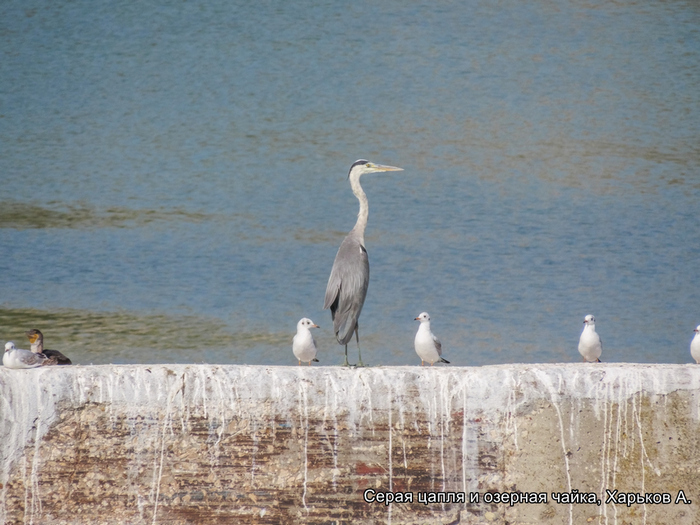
[1,0,699,366]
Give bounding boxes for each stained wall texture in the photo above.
[1,364,699,524]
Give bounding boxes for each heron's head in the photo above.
[298,318,320,330]
[348,159,403,180]
[583,314,595,326]
[25,329,43,344]
[414,312,431,323]
[5,342,15,352]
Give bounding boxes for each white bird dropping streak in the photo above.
[691,325,700,364]
[414,312,450,366]
[578,315,602,363]
[3,342,48,369]
[293,318,320,366]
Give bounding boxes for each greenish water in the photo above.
[1,0,699,366]
[0,307,289,365]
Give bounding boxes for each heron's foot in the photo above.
[356,359,368,368]
[342,357,352,367]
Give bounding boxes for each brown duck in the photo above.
[25,329,72,365]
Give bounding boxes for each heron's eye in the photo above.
[366,163,370,167]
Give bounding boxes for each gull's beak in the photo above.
[312,324,320,329]
[414,317,420,321]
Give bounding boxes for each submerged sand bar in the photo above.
[1,363,699,524]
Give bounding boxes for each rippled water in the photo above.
[1,0,699,366]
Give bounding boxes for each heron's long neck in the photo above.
[350,174,369,245]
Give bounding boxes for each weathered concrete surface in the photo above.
[0,364,699,524]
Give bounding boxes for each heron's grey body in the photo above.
[324,159,403,366]
[324,231,369,346]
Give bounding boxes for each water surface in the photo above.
[1,0,699,365]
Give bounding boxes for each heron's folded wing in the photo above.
[323,266,342,311]
[324,240,369,342]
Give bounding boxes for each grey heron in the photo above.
[323,159,403,366]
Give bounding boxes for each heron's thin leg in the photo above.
[342,344,350,367]
[355,324,365,367]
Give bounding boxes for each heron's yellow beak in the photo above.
[371,163,403,172]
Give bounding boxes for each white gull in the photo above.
[414,312,450,366]
[4,341,48,369]
[578,314,602,362]
[293,318,320,366]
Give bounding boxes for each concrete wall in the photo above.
[1,364,699,524]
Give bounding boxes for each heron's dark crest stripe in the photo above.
[347,159,369,178]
